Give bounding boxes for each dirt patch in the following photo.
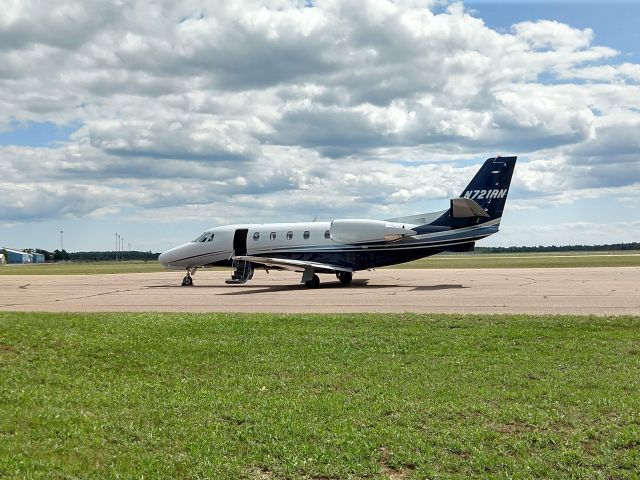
[249,467,274,479]
[495,421,535,434]
[379,446,415,479]
[381,465,414,479]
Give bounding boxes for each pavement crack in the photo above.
[55,288,138,302]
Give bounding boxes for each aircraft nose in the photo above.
[158,250,173,266]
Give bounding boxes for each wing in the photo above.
[233,255,353,274]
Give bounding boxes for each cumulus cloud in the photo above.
[0,0,639,246]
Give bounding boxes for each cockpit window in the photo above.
[193,232,210,242]
[207,234,214,242]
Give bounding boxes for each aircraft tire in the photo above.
[305,274,320,288]
[182,275,193,286]
[337,272,353,286]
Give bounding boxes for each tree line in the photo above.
[475,242,640,253]
[12,250,160,262]
[68,251,161,262]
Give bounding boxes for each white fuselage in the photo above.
[158,222,334,270]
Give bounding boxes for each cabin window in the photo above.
[286,231,293,240]
[270,232,277,240]
[253,232,260,241]
[303,230,310,240]
[324,230,330,239]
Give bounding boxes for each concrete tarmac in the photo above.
[1,267,639,315]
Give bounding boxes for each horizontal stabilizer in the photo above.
[451,198,490,218]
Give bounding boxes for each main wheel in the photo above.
[182,275,193,286]
[305,273,320,288]
[337,272,353,286]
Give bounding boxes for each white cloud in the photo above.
[513,20,593,51]
[561,63,640,83]
[0,0,639,247]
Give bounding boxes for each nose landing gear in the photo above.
[181,267,197,286]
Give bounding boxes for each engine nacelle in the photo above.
[330,219,416,244]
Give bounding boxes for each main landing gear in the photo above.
[301,267,320,288]
[304,274,320,289]
[336,271,353,286]
[301,269,353,288]
[182,267,197,286]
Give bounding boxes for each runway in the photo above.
[1,267,638,315]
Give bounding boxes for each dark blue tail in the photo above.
[460,156,516,220]
[426,156,516,229]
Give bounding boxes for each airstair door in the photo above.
[233,229,249,256]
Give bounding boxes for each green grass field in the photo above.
[0,261,164,275]
[1,312,639,479]
[399,251,640,269]
[1,252,639,275]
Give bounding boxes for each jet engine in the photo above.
[330,219,416,244]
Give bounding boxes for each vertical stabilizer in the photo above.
[425,156,517,229]
[459,156,517,220]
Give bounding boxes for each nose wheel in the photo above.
[181,267,197,286]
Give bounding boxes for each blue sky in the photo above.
[467,1,640,61]
[0,121,80,148]
[1,0,639,253]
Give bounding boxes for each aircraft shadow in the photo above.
[217,281,467,295]
[411,284,467,291]
[146,281,466,294]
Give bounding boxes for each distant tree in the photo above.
[53,249,70,261]
[35,249,53,262]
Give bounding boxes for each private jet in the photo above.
[159,156,516,287]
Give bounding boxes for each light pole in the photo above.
[120,236,124,261]
[115,233,119,261]
[60,230,64,251]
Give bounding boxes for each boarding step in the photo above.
[225,260,254,285]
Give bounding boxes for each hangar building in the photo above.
[2,248,33,264]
